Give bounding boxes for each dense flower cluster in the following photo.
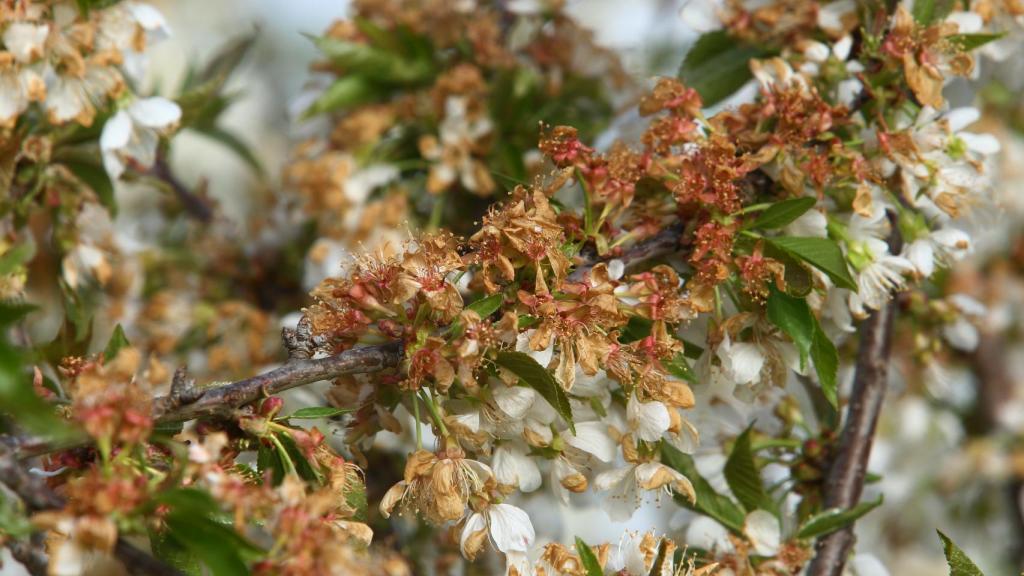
[1,0,1021,575]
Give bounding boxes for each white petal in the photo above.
[460,512,487,558]
[594,465,633,491]
[493,443,542,493]
[906,239,935,277]
[680,0,724,33]
[627,394,670,442]
[848,553,890,576]
[128,97,181,128]
[945,107,980,133]
[743,510,781,556]
[565,421,617,463]
[833,36,853,61]
[607,259,625,281]
[3,23,49,63]
[960,132,1001,155]
[946,11,982,33]
[100,110,133,152]
[943,318,979,352]
[487,504,535,553]
[493,386,537,420]
[685,516,734,552]
[718,338,765,385]
[128,3,171,36]
[949,293,986,317]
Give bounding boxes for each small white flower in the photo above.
[626,393,670,442]
[493,441,542,493]
[460,503,535,559]
[564,421,617,463]
[849,239,914,314]
[716,335,765,386]
[904,227,971,278]
[743,510,781,556]
[3,22,50,63]
[100,97,181,180]
[784,209,828,238]
[594,461,695,521]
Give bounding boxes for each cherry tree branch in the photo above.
[10,341,403,460]
[806,216,903,575]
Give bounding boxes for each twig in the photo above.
[12,342,403,460]
[149,156,214,223]
[0,447,184,576]
[568,220,686,282]
[806,293,898,575]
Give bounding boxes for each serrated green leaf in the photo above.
[724,426,776,515]
[767,236,856,290]
[937,529,985,576]
[947,33,1005,51]
[912,0,956,24]
[797,495,883,539]
[661,442,746,533]
[279,406,352,420]
[103,324,131,362]
[678,31,772,107]
[494,351,574,434]
[574,537,603,576]
[664,352,697,384]
[748,197,817,230]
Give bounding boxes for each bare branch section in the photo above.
[806,298,898,576]
[0,446,184,576]
[153,341,403,422]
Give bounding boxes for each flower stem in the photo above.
[418,388,449,438]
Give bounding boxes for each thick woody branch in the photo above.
[0,447,183,576]
[806,297,898,575]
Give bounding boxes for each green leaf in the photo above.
[748,197,817,230]
[103,324,131,362]
[0,300,37,326]
[279,406,352,420]
[766,288,839,408]
[619,316,653,344]
[164,515,257,576]
[0,243,34,276]
[345,481,368,522]
[257,443,284,485]
[302,76,380,118]
[797,495,883,539]
[192,126,264,178]
[723,426,776,515]
[661,442,746,533]
[574,537,603,576]
[912,0,956,24]
[64,159,116,216]
[465,293,503,319]
[0,491,34,539]
[947,33,1005,51]
[275,430,324,485]
[811,323,839,409]
[664,352,697,384]
[312,36,433,84]
[766,288,815,370]
[149,525,202,576]
[494,351,574,434]
[0,319,70,438]
[678,31,771,107]
[767,237,857,290]
[937,529,985,576]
